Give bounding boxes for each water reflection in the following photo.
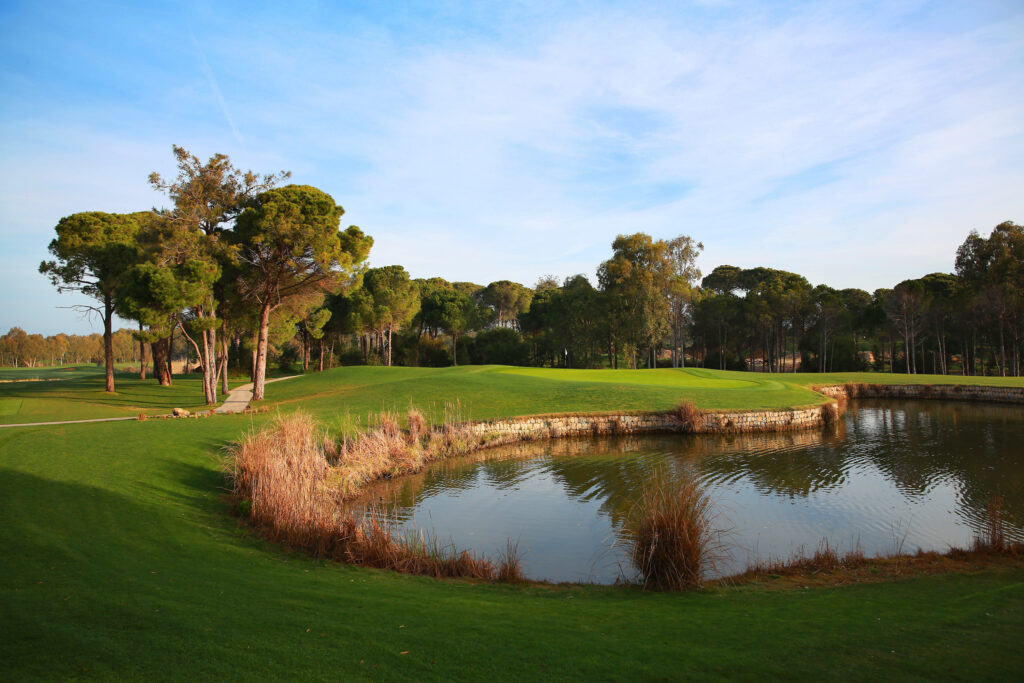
[351,400,1024,584]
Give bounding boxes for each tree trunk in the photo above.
[103,293,115,392]
[220,321,230,395]
[138,321,146,380]
[451,332,458,366]
[199,324,216,405]
[156,338,172,386]
[253,304,272,401]
[319,338,325,372]
[302,327,310,373]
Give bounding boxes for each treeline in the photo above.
[31,146,1023,398]
[319,221,1022,377]
[0,328,135,367]
[0,327,198,370]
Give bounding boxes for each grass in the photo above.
[1,365,1023,678]
[256,366,1024,433]
[0,366,246,424]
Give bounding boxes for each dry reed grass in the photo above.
[741,539,867,578]
[950,494,1023,558]
[673,401,704,432]
[819,402,840,425]
[624,474,718,591]
[228,409,522,581]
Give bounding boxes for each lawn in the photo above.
[0,367,246,425]
[257,365,1024,431]
[1,366,1023,679]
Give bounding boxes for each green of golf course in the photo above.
[2,365,1023,679]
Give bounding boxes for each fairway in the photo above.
[257,365,828,429]
[2,367,1023,679]
[0,367,246,425]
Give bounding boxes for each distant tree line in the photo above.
[24,146,1023,392]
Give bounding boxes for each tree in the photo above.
[886,280,927,373]
[481,280,533,329]
[234,184,372,399]
[40,212,139,391]
[420,289,476,365]
[664,236,703,367]
[149,146,289,403]
[956,222,1024,376]
[363,266,420,366]
[598,233,670,368]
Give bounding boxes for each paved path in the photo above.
[0,376,298,428]
[214,376,297,414]
[0,416,138,428]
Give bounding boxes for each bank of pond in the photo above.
[233,397,1024,587]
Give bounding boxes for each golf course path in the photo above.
[0,416,138,428]
[214,376,297,414]
[0,376,298,427]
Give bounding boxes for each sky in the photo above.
[1,0,1022,335]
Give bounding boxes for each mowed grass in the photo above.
[2,416,1023,680]
[0,367,244,424]
[2,366,1023,678]
[257,365,1024,432]
[258,365,825,429]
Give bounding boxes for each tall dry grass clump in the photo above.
[228,409,523,580]
[230,412,344,556]
[331,404,477,498]
[673,401,704,432]
[742,539,866,578]
[966,494,1022,556]
[819,402,840,425]
[625,475,717,591]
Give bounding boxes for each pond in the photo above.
[351,400,1024,584]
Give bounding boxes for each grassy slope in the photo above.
[2,417,1022,680]
[259,365,1024,432]
[2,366,1024,679]
[0,367,244,424]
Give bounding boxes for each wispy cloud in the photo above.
[1,1,1022,333]
[189,29,243,145]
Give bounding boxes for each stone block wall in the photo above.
[816,383,1024,404]
[461,383,1023,451]
[466,404,832,446]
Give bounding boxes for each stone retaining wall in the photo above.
[466,405,832,447]
[815,383,1024,404]
[461,383,1023,448]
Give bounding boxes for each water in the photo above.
[351,400,1024,584]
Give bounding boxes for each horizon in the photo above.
[2,0,1022,335]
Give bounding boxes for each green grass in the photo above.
[2,365,1023,679]
[259,365,826,429]
[258,365,1024,431]
[0,367,246,424]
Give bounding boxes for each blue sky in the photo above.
[1,0,1022,335]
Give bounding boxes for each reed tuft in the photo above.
[624,475,717,591]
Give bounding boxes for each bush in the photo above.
[468,328,530,366]
[277,343,300,373]
[415,336,452,367]
[625,475,718,590]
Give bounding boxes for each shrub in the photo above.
[624,475,717,591]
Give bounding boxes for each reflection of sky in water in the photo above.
[353,400,1024,584]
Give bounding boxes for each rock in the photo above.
[172,408,191,418]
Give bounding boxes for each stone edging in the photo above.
[456,383,1024,447]
[814,383,1024,404]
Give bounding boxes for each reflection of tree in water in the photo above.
[850,400,1024,532]
[354,401,1024,535]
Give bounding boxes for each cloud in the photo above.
[1,1,1022,333]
